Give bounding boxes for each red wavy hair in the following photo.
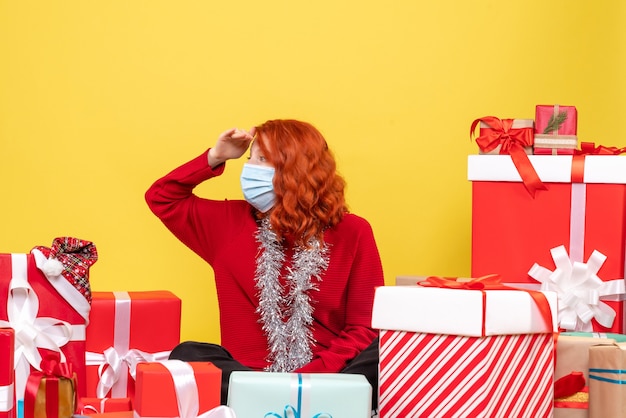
[254,119,348,245]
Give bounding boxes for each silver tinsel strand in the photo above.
[254,217,329,372]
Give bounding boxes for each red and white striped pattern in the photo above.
[379,330,554,418]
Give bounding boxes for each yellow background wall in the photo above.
[1,1,624,343]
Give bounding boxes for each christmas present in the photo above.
[470,116,545,196]
[534,105,578,155]
[535,104,577,137]
[553,333,626,417]
[1,329,15,418]
[0,238,98,406]
[588,341,626,418]
[133,361,221,418]
[22,354,78,418]
[472,117,534,155]
[78,398,131,415]
[555,333,621,382]
[371,277,558,418]
[85,291,181,400]
[469,154,626,333]
[227,371,372,418]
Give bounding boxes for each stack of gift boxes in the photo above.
[0,240,226,418]
[372,104,626,418]
[0,240,372,418]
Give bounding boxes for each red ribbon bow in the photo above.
[24,353,78,418]
[39,355,74,380]
[471,116,547,197]
[419,274,553,336]
[576,142,626,155]
[569,142,626,183]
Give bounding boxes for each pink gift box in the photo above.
[534,105,578,155]
[535,104,578,136]
[85,291,181,401]
[0,252,89,401]
[372,284,557,418]
[0,328,15,418]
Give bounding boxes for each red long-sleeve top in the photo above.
[145,150,385,372]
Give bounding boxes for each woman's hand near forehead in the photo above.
[208,127,256,168]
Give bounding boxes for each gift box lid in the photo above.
[371,285,558,336]
[468,155,626,184]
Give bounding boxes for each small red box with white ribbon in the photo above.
[85,291,181,401]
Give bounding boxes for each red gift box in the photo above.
[134,361,221,418]
[469,154,626,333]
[0,252,90,401]
[78,397,132,415]
[85,291,181,400]
[1,329,15,418]
[372,283,557,418]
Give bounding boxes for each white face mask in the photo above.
[240,163,276,213]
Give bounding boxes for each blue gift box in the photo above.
[227,372,372,418]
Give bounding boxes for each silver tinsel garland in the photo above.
[254,217,329,372]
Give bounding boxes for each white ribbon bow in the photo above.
[133,361,237,418]
[86,347,171,398]
[0,254,74,400]
[528,245,626,331]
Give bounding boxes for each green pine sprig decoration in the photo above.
[542,110,568,134]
